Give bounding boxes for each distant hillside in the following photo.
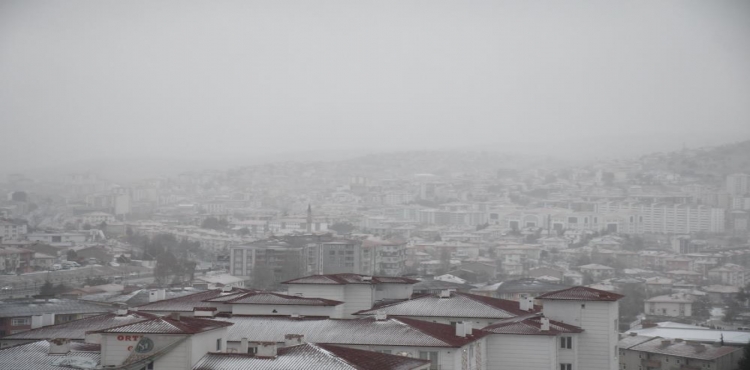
[639,140,750,182]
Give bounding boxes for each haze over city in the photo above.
[2,0,749,178]
[1,1,750,370]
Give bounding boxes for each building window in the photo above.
[419,351,439,370]
[560,364,572,370]
[11,318,30,326]
[216,338,222,351]
[560,337,572,349]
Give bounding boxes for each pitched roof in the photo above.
[1,311,157,341]
[0,299,110,318]
[221,292,343,306]
[219,316,484,348]
[493,278,570,294]
[0,340,100,370]
[136,288,251,312]
[536,286,624,301]
[92,316,232,335]
[482,313,583,336]
[193,343,430,370]
[355,291,538,319]
[282,274,419,285]
[628,337,741,361]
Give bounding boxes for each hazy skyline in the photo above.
[1,0,749,174]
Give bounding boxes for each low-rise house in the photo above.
[708,264,748,287]
[578,264,615,281]
[666,270,703,285]
[619,335,742,370]
[645,293,695,318]
[0,299,110,336]
[0,309,155,348]
[645,276,673,295]
[702,285,740,304]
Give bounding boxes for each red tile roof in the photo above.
[536,286,624,301]
[282,274,419,285]
[483,314,583,336]
[92,316,233,335]
[317,343,431,370]
[394,317,489,347]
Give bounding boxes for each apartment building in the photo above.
[645,293,695,318]
[596,201,725,233]
[537,286,624,370]
[361,240,407,276]
[0,220,27,241]
[305,239,362,275]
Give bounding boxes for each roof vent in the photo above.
[169,312,181,321]
[439,290,451,298]
[375,311,387,321]
[660,339,672,347]
[290,313,300,319]
[674,338,683,343]
[253,342,277,358]
[362,276,373,282]
[540,317,550,331]
[116,308,128,316]
[48,338,70,355]
[221,285,233,292]
[284,334,305,347]
[629,332,637,337]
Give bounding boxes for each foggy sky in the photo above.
[1,1,749,174]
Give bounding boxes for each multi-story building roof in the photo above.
[354,291,539,326]
[193,342,431,370]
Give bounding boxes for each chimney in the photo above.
[116,307,128,316]
[240,338,249,354]
[169,312,181,321]
[290,313,300,319]
[375,311,387,321]
[455,322,466,337]
[157,289,166,301]
[674,338,683,343]
[31,315,44,329]
[629,332,637,337]
[439,290,451,298]
[221,285,232,293]
[149,290,159,303]
[660,339,672,347]
[694,344,706,353]
[42,313,55,327]
[284,334,305,347]
[254,342,277,358]
[48,339,70,355]
[519,295,534,311]
[540,317,550,331]
[462,321,473,336]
